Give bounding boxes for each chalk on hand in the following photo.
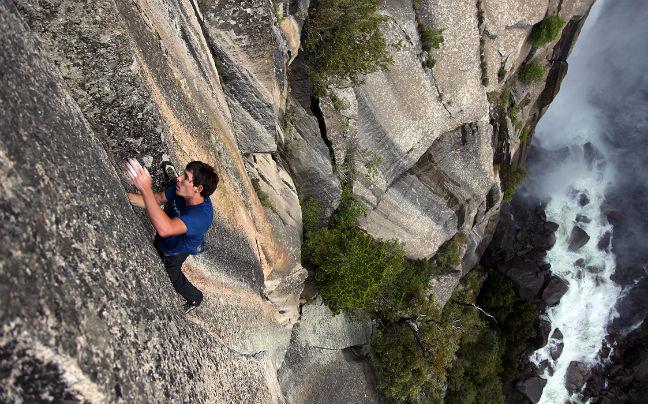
[127,158,142,178]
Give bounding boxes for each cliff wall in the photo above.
[1,0,593,401]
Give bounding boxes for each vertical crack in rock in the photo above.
[430,75,454,118]
[384,14,414,46]
[476,0,488,87]
[310,96,337,167]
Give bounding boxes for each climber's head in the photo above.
[176,161,218,199]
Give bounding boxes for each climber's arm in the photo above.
[140,189,187,237]
[127,191,166,208]
[126,159,186,237]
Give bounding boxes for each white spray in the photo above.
[524,0,625,402]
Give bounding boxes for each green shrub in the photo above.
[498,66,507,81]
[498,90,509,107]
[301,198,322,233]
[503,167,527,202]
[419,24,444,52]
[273,1,285,23]
[424,57,436,70]
[375,258,433,322]
[303,0,393,91]
[303,179,406,314]
[519,60,545,82]
[330,93,344,111]
[305,227,405,314]
[529,15,565,47]
[330,180,366,230]
[477,272,516,324]
[446,325,505,404]
[477,271,537,381]
[372,272,486,402]
[519,127,531,143]
[510,104,521,124]
[431,232,467,274]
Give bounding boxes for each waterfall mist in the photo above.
[519,0,648,401]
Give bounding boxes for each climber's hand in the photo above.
[127,192,145,208]
[126,158,152,193]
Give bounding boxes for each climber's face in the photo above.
[175,170,202,199]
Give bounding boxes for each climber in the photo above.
[126,158,218,313]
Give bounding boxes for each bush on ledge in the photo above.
[529,15,566,47]
[303,0,393,94]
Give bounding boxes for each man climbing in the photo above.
[126,158,218,313]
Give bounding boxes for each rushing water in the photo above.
[523,0,635,401]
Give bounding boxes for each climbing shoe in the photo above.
[161,161,178,186]
[182,300,200,314]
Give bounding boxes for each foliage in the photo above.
[498,66,507,81]
[529,15,565,47]
[419,24,444,52]
[519,126,531,143]
[375,258,433,322]
[503,167,527,202]
[431,232,467,274]
[361,150,383,179]
[330,93,344,111]
[305,225,405,314]
[273,1,285,23]
[371,271,486,402]
[424,57,436,70]
[477,271,538,381]
[301,197,322,233]
[519,60,545,82]
[303,178,405,314]
[509,104,521,124]
[330,179,366,229]
[303,0,393,92]
[498,90,509,107]
[445,325,505,404]
[251,178,272,208]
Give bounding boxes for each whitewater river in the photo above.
[523,0,648,401]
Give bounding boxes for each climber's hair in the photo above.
[186,161,218,198]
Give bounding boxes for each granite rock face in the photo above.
[0,4,284,401]
[199,0,289,153]
[2,0,595,400]
[278,297,377,403]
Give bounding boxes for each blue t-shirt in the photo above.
[155,185,214,255]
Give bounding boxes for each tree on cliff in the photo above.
[303,0,393,94]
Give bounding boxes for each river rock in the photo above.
[576,214,591,223]
[539,319,552,347]
[501,257,545,299]
[578,193,590,207]
[566,361,592,394]
[574,258,586,268]
[538,261,552,272]
[543,221,560,232]
[542,277,569,306]
[550,341,565,361]
[551,328,564,341]
[597,231,612,253]
[568,226,591,251]
[517,377,547,403]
